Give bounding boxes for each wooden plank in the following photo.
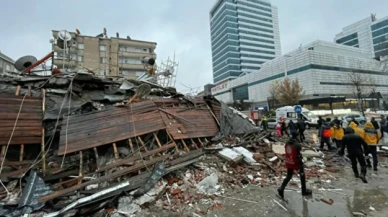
[0,127,42,132]
[41,88,46,175]
[1,120,42,128]
[128,139,134,153]
[0,113,42,120]
[0,136,42,145]
[0,130,42,137]
[112,143,119,160]
[153,133,162,148]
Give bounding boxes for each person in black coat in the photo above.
[297,119,306,142]
[339,127,369,183]
[371,117,379,130]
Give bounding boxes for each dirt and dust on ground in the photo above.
[139,129,388,217]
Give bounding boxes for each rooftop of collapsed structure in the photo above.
[0,70,278,216]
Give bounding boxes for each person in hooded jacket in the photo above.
[349,118,359,127]
[339,127,369,183]
[349,121,364,137]
[319,117,334,151]
[278,133,312,199]
[331,123,344,149]
[297,119,306,143]
[363,122,380,171]
[371,117,379,130]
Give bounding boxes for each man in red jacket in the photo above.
[278,134,312,199]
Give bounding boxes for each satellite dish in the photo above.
[57,30,72,49]
[14,55,38,71]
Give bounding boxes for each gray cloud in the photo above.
[0,0,387,92]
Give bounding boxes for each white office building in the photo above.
[211,40,388,107]
[209,0,281,84]
[335,15,388,58]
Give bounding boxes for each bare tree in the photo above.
[268,80,280,109]
[343,62,372,116]
[277,78,305,105]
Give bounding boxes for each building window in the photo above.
[6,65,10,71]
[100,57,106,63]
[100,45,106,51]
[118,57,142,64]
[99,69,106,76]
[78,43,84,50]
[78,55,83,62]
[118,46,149,53]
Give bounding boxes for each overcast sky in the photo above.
[0,0,387,93]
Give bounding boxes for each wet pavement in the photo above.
[144,159,388,217]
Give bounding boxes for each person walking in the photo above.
[281,120,289,137]
[262,115,268,131]
[339,127,369,183]
[331,123,344,149]
[278,133,312,199]
[380,115,386,138]
[297,118,306,143]
[319,117,334,151]
[363,122,380,171]
[289,120,298,137]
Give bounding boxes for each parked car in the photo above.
[340,114,367,126]
[267,117,278,129]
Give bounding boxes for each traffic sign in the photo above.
[294,105,302,114]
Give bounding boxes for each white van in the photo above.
[275,106,319,129]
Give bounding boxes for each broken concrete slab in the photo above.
[218,148,243,162]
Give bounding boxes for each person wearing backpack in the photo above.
[319,117,334,151]
[363,122,380,171]
[278,133,312,200]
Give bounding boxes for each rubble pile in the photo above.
[0,73,351,216]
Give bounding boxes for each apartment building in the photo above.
[0,51,16,74]
[209,0,282,84]
[52,30,157,79]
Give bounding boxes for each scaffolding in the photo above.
[155,55,178,88]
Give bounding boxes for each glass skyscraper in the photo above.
[210,0,282,84]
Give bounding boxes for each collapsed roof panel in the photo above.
[0,94,42,145]
[58,101,165,155]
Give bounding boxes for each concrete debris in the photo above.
[218,148,243,162]
[197,173,220,195]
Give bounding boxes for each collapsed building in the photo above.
[0,70,276,216]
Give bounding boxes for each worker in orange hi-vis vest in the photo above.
[278,133,312,200]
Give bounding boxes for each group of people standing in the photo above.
[278,114,386,200]
[317,115,385,183]
[274,117,306,142]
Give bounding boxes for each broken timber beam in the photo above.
[39,154,171,203]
